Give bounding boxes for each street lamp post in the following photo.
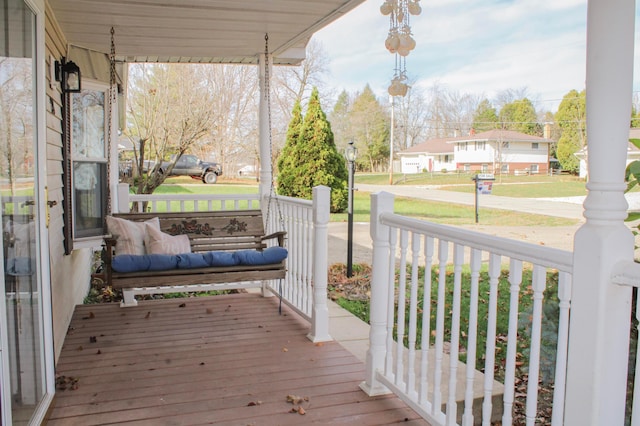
[345,141,357,278]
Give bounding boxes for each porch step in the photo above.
[328,300,505,425]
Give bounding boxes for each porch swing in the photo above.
[100,30,289,307]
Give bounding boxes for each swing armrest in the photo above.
[262,231,286,247]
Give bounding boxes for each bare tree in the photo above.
[124,63,212,195]
[200,65,259,172]
[0,58,33,194]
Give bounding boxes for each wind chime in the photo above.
[380,0,421,96]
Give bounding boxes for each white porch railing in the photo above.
[114,184,331,342]
[362,191,573,425]
[263,186,332,342]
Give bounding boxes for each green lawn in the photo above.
[148,182,578,226]
[331,191,577,226]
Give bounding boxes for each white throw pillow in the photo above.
[144,223,191,255]
[106,216,160,256]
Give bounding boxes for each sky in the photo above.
[313,0,640,113]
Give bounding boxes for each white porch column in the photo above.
[308,185,332,343]
[361,191,394,396]
[258,51,273,205]
[564,0,636,424]
[116,183,130,213]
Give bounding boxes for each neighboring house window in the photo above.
[444,154,451,163]
[481,164,489,172]
[501,164,509,173]
[71,84,108,239]
[464,164,470,171]
[530,164,539,174]
[476,141,486,150]
[532,142,539,149]
[502,141,509,149]
[460,142,468,151]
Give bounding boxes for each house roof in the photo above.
[399,137,455,155]
[451,129,554,144]
[48,0,365,65]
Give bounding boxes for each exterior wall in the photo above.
[432,154,456,172]
[45,4,92,361]
[400,154,455,173]
[454,141,550,175]
[400,155,428,173]
[454,142,495,164]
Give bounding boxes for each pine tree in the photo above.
[278,87,348,212]
[276,99,303,196]
[555,89,586,173]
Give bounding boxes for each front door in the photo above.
[0,0,52,424]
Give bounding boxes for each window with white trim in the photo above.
[532,142,539,149]
[70,83,108,239]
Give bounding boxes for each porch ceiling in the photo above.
[48,0,365,65]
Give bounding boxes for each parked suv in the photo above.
[158,154,223,184]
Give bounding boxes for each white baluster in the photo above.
[395,230,409,388]
[407,232,421,397]
[462,248,482,426]
[552,271,571,425]
[482,253,501,426]
[502,259,523,425]
[433,239,449,416]
[525,265,546,425]
[385,227,398,378]
[446,243,464,425]
[419,236,435,406]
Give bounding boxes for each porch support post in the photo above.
[116,183,130,213]
[258,51,273,206]
[361,191,394,396]
[564,0,635,424]
[308,185,332,343]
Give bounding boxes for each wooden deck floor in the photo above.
[47,293,430,425]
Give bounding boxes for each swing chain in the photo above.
[106,26,117,215]
[263,33,286,235]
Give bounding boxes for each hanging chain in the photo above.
[263,33,286,235]
[106,26,116,215]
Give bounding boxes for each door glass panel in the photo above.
[0,0,44,424]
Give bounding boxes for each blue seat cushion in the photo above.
[112,254,178,273]
[233,247,288,265]
[111,247,287,272]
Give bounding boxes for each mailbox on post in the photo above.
[472,173,496,223]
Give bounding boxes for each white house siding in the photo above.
[400,154,456,173]
[454,144,495,164]
[455,141,550,174]
[45,5,92,361]
[400,155,428,174]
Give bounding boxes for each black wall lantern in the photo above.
[55,57,81,93]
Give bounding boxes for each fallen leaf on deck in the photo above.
[247,401,262,406]
[286,394,308,405]
[145,311,151,319]
[179,303,186,308]
[96,350,101,355]
[206,308,213,314]
[282,347,288,352]
[89,336,97,343]
[76,346,83,351]
[315,342,324,347]
[297,407,306,415]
